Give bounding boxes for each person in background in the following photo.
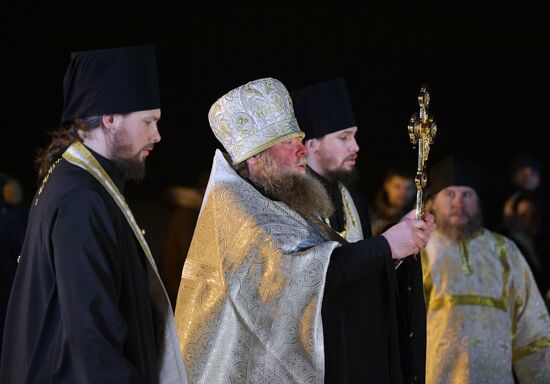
[160,170,209,307]
[422,155,550,384]
[370,168,416,236]
[502,191,550,311]
[0,174,28,361]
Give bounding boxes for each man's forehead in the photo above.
[439,185,477,194]
[271,137,302,148]
[321,126,358,140]
[135,108,161,120]
[387,174,412,183]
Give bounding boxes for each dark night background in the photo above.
[2,4,549,253]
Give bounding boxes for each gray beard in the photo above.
[435,209,483,242]
[249,158,334,220]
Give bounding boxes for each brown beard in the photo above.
[249,153,334,220]
[324,167,359,187]
[109,128,146,181]
[317,152,360,186]
[435,206,483,242]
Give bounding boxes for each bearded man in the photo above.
[422,155,550,384]
[174,77,435,383]
[291,77,427,383]
[0,45,186,383]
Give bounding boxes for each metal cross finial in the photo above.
[408,86,437,220]
[395,86,438,270]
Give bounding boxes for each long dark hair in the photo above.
[35,116,102,182]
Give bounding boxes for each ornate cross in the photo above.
[408,86,437,220]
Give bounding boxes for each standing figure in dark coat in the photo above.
[160,171,209,308]
[0,45,187,384]
[370,169,416,236]
[292,78,427,383]
[0,176,29,360]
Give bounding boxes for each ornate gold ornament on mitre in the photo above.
[208,77,305,164]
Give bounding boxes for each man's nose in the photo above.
[151,124,161,143]
[349,137,359,153]
[296,140,307,156]
[452,196,464,208]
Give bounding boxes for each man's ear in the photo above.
[101,114,117,132]
[245,155,259,177]
[305,138,320,153]
[246,155,258,168]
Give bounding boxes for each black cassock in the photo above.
[318,174,426,384]
[0,200,27,360]
[0,149,160,383]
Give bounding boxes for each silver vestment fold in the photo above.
[175,150,340,383]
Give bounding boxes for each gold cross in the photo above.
[407,86,437,220]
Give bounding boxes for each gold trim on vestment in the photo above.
[513,334,550,361]
[427,233,511,312]
[459,241,473,276]
[62,142,160,276]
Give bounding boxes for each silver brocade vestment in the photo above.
[175,150,340,383]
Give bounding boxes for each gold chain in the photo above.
[35,157,62,206]
[339,183,357,228]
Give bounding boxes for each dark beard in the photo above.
[317,151,360,187]
[250,154,334,220]
[324,167,359,187]
[435,208,483,242]
[111,155,145,181]
[110,130,146,181]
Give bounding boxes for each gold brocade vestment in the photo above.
[422,229,550,384]
[174,150,340,383]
